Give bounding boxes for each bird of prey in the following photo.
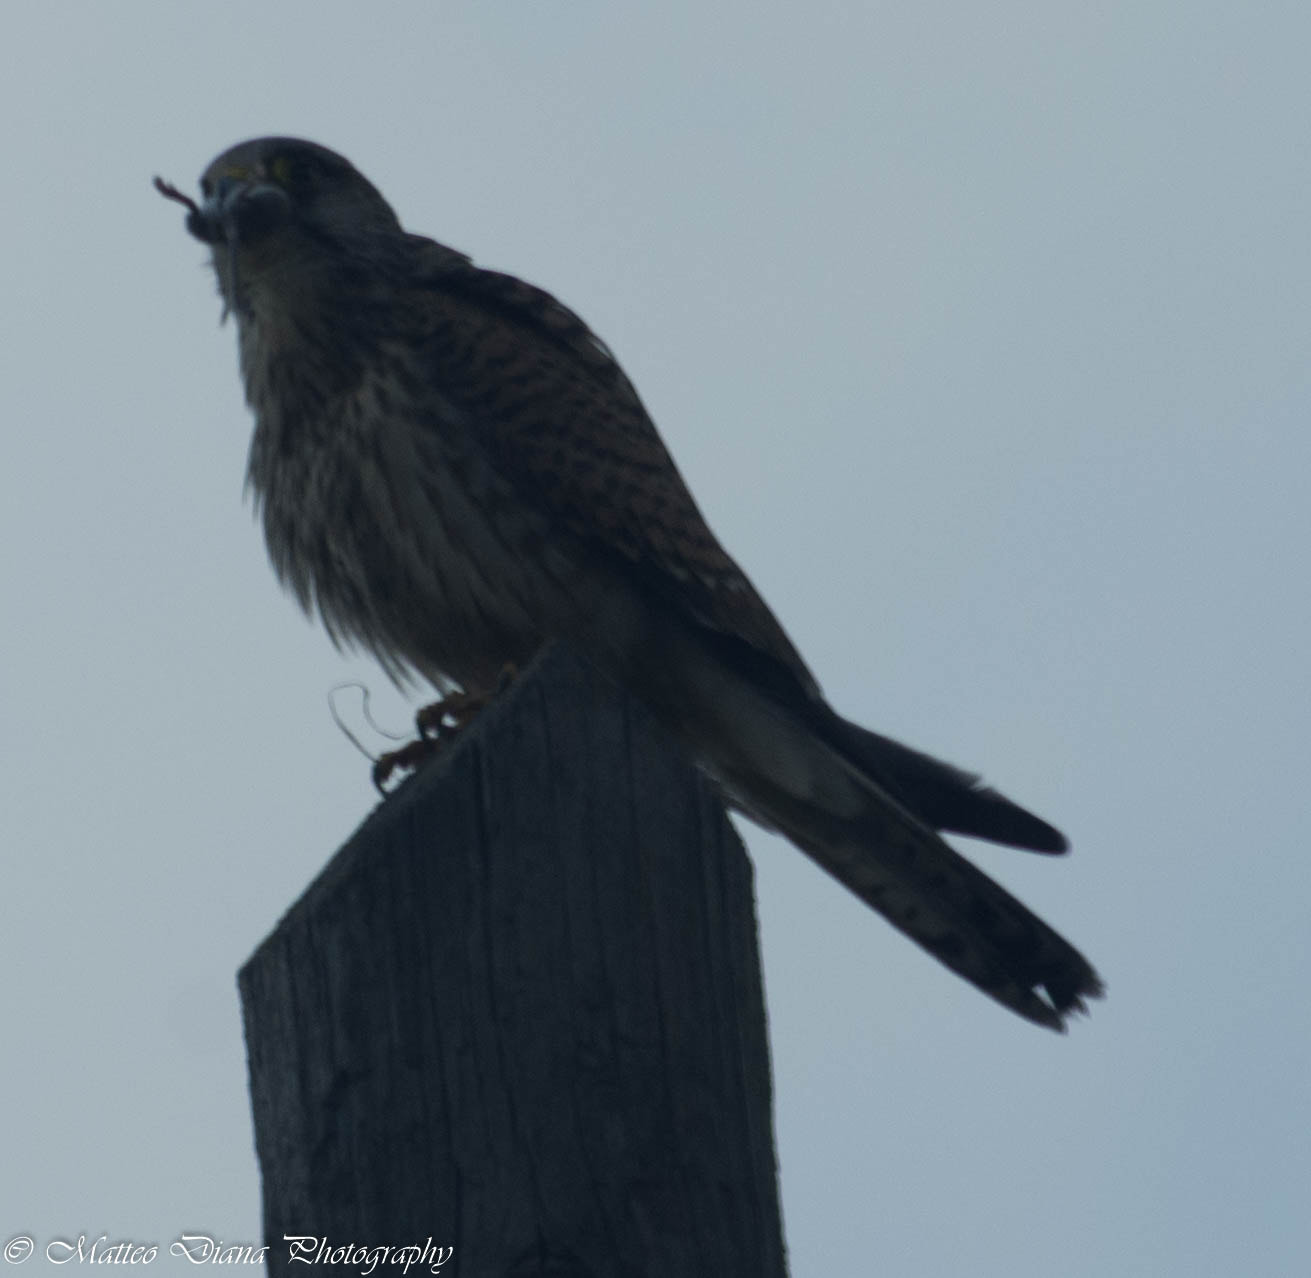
[158,137,1101,1030]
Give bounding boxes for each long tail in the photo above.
[706,691,1103,1030]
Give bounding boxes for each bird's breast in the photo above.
[242,335,611,693]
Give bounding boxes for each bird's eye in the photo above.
[268,155,297,187]
[200,176,213,198]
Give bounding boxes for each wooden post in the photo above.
[238,644,788,1277]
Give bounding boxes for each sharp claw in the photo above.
[376,668,521,794]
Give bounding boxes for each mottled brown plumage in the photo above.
[162,137,1102,1028]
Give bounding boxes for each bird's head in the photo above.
[158,137,403,317]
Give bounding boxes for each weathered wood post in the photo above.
[238,643,788,1277]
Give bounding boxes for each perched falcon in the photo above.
[160,137,1101,1029]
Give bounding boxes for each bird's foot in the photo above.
[372,664,519,793]
[371,735,444,794]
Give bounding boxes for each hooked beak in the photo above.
[184,173,292,246]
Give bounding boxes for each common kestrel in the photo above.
[159,137,1101,1029]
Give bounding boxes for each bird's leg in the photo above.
[372,663,519,794]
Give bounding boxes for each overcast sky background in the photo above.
[2,3,1308,1274]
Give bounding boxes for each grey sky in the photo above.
[2,3,1307,1274]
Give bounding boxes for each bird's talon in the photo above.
[372,736,444,794]
[413,676,513,740]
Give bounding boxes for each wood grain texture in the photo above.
[239,644,786,1278]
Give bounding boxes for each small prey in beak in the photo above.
[153,175,199,216]
[153,174,223,246]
